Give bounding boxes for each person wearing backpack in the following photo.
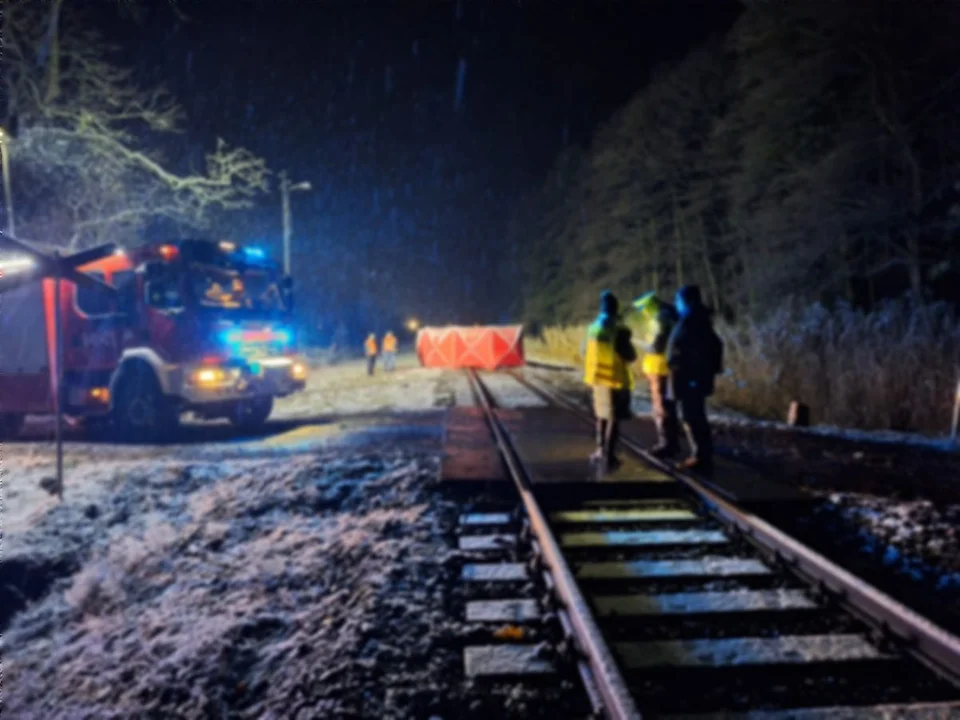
[667,285,724,475]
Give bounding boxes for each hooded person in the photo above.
[631,292,681,457]
[667,284,724,474]
[583,291,637,472]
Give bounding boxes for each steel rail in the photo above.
[466,370,642,720]
[519,373,960,688]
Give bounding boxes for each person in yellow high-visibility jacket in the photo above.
[583,291,637,473]
[632,292,680,458]
[365,333,378,376]
[382,331,398,372]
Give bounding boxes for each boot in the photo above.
[678,456,713,476]
[604,455,622,474]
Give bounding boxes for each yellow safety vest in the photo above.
[365,336,378,356]
[583,322,631,390]
[383,334,397,352]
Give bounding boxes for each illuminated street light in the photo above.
[280,171,312,276]
[406,318,421,332]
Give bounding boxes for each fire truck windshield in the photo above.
[189,264,287,315]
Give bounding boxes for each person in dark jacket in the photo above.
[667,285,723,474]
[583,291,637,473]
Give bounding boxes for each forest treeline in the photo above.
[513,1,960,326]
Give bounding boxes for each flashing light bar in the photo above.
[220,327,293,346]
[219,240,237,253]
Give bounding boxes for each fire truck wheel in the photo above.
[0,413,25,440]
[112,365,179,443]
[229,396,274,430]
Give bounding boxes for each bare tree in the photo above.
[1,1,269,247]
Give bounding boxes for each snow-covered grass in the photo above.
[4,452,464,719]
[713,298,960,435]
[275,355,473,419]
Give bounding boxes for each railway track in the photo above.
[461,369,960,719]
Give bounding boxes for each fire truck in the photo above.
[0,238,308,442]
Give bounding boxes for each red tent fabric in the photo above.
[416,325,525,370]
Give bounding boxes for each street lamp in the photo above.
[279,170,311,276]
[0,126,14,238]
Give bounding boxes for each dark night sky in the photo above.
[103,0,741,333]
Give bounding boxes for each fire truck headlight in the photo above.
[192,367,227,387]
[291,362,308,381]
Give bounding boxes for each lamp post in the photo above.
[0,236,117,500]
[279,171,311,276]
[0,126,14,238]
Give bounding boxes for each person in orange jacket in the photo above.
[365,333,378,376]
[382,331,398,372]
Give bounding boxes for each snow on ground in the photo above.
[476,370,548,409]
[3,452,470,719]
[275,355,473,420]
[816,493,960,588]
[0,358,487,718]
[2,361,596,718]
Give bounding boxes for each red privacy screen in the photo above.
[416,325,525,370]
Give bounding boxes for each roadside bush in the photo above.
[715,298,960,434]
[531,298,960,435]
[525,325,588,367]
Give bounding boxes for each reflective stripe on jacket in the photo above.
[583,320,631,390]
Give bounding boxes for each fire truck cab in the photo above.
[0,239,307,442]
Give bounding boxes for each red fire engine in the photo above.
[0,238,307,441]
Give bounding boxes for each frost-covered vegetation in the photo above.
[528,297,960,435]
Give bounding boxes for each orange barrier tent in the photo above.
[416,325,525,370]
